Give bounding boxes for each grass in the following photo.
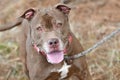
[0,42,27,80]
[0,0,120,80]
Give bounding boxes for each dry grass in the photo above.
[0,0,120,80]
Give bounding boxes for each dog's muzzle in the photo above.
[32,33,73,64]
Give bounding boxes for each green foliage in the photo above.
[0,42,18,55]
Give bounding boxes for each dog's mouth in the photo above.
[33,43,65,64]
[46,50,64,64]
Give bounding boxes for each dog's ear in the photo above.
[21,9,36,21]
[56,4,71,15]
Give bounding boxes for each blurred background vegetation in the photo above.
[0,0,120,80]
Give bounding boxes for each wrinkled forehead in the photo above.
[31,8,66,25]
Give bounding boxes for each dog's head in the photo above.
[22,4,71,64]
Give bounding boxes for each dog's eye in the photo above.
[57,23,63,28]
[36,26,43,31]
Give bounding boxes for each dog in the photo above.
[0,4,92,80]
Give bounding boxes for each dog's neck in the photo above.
[66,33,84,55]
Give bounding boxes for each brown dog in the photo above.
[0,4,92,80]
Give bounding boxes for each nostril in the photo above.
[54,41,57,44]
[49,42,53,45]
[54,39,59,44]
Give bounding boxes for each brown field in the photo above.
[0,0,120,80]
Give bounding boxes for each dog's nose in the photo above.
[48,38,59,46]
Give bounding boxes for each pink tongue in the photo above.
[47,51,64,64]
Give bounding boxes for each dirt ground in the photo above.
[0,0,120,80]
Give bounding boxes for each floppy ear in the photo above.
[56,4,71,15]
[21,8,36,21]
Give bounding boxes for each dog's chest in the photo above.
[58,62,71,79]
[50,62,71,79]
